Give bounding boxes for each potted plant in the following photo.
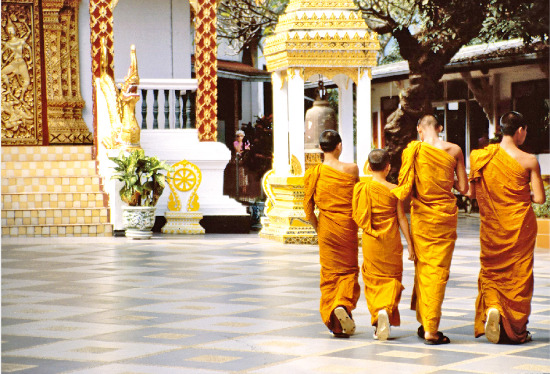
[110,149,174,239]
[533,184,550,249]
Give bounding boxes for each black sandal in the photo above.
[417,325,425,339]
[424,331,451,345]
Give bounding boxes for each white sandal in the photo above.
[375,309,390,341]
[485,308,500,344]
[334,306,356,335]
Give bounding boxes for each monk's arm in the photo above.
[466,181,476,200]
[454,149,468,195]
[397,200,415,261]
[303,173,318,232]
[529,158,545,204]
[307,213,318,233]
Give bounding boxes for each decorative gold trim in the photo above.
[264,4,380,73]
[267,51,378,73]
[167,159,202,212]
[285,0,357,12]
[167,185,183,212]
[90,0,115,151]
[305,151,322,171]
[290,154,303,175]
[258,175,318,244]
[305,67,359,85]
[2,1,44,145]
[266,31,379,53]
[195,0,218,141]
[275,11,369,33]
[261,169,276,216]
[287,67,296,80]
[359,66,372,80]
[287,67,305,81]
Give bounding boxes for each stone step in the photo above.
[2,192,107,210]
[2,160,99,177]
[2,208,110,226]
[1,224,113,237]
[1,145,94,162]
[1,145,114,238]
[2,176,104,194]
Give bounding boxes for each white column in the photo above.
[356,68,372,175]
[377,112,383,148]
[241,82,252,124]
[251,82,264,119]
[490,73,500,138]
[272,71,290,175]
[334,75,354,163]
[287,68,305,174]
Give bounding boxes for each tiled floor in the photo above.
[2,215,549,373]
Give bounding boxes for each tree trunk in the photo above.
[384,65,442,182]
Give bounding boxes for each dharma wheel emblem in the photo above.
[172,167,197,192]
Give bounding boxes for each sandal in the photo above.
[375,310,390,341]
[334,306,356,335]
[417,325,425,339]
[485,308,500,344]
[424,331,451,345]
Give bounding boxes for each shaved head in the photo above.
[368,149,390,171]
[418,114,440,129]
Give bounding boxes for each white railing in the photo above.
[117,78,198,130]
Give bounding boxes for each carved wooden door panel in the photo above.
[1,0,45,145]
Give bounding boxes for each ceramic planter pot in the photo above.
[122,206,156,239]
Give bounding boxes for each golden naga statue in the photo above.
[99,38,141,150]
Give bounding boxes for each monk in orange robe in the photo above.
[469,111,545,344]
[304,129,360,338]
[393,114,468,345]
[353,149,415,341]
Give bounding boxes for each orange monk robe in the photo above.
[353,179,404,327]
[304,164,360,331]
[393,141,458,333]
[470,144,536,343]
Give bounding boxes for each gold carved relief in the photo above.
[43,0,92,144]
[305,67,360,85]
[1,1,44,145]
[264,4,380,73]
[285,0,357,12]
[290,154,303,175]
[275,11,369,33]
[90,0,115,150]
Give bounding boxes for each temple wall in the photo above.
[113,0,192,80]
[371,63,549,173]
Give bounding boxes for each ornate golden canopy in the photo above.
[264,0,380,83]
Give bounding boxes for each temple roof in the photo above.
[264,0,379,73]
[372,39,549,81]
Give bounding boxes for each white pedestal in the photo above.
[162,212,205,234]
[139,129,248,218]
